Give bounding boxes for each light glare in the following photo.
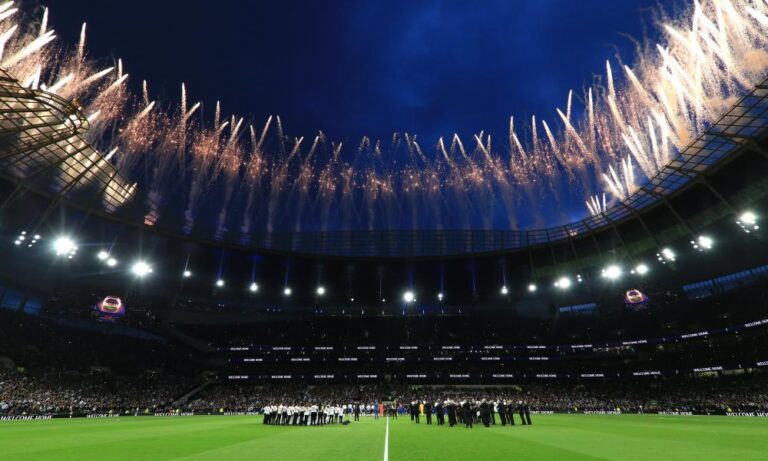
[131,261,152,277]
[53,236,76,256]
[602,265,622,280]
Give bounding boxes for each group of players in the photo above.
[261,400,532,428]
[407,400,532,428]
[262,404,349,425]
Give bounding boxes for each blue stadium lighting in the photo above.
[737,211,759,232]
[316,286,326,296]
[601,265,622,280]
[528,283,537,292]
[403,291,415,303]
[131,261,152,277]
[283,287,292,296]
[249,282,259,293]
[216,279,225,287]
[97,250,109,261]
[106,258,118,268]
[437,292,444,301]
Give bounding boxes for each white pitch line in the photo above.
[383,416,390,461]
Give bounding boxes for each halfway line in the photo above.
[383,416,390,461]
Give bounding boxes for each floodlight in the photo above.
[739,211,756,225]
[696,235,713,250]
[53,236,76,256]
[601,265,622,280]
[658,247,676,262]
[634,263,649,275]
[555,277,571,289]
[131,261,152,277]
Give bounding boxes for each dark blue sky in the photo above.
[43,0,664,144]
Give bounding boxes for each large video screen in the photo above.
[94,296,126,320]
[624,288,649,309]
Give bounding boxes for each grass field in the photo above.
[1,414,767,461]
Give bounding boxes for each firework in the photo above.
[0,0,766,234]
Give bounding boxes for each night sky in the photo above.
[40,0,675,227]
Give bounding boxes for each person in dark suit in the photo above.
[518,401,527,425]
[435,401,444,426]
[463,400,473,428]
[354,404,360,421]
[447,400,457,427]
[506,401,516,426]
[499,401,507,426]
[411,401,420,424]
[424,401,433,425]
[480,400,491,427]
[524,401,532,425]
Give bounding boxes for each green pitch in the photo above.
[1,414,767,460]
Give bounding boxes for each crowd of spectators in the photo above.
[0,368,191,416]
[182,378,768,415]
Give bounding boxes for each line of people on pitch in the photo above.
[262,404,348,425]
[409,400,532,428]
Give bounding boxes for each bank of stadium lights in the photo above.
[691,235,714,251]
[130,261,153,277]
[14,231,41,248]
[554,276,571,289]
[631,263,649,276]
[403,291,415,303]
[500,286,509,295]
[182,270,192,278]
[528,283,537,292]
[96,250,118,268]
[601,265,622,280]
[52,236,77,258]
[437,292,444,301]
[737,211,759,233]
[215,279,225,288]
[283,287,292,296]
[657,247,676,264]
[316,286,326,296]
[249,282,259,293]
